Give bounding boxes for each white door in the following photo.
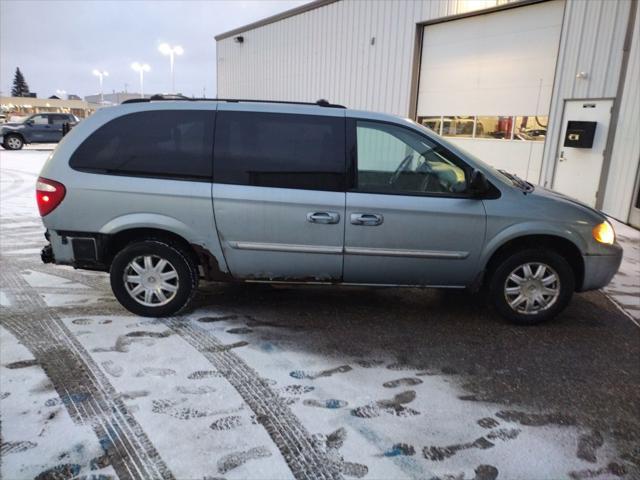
[553,100,613,207]
[416,0,564,182]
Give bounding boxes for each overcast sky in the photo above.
[0,0,308,99]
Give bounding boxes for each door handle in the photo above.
[350,213,383,226]
[307,211,340,224]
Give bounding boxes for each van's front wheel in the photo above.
[110,240,198,317]
[488,249,574,325]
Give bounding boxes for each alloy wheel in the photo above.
[123,255,179,307]
[504,262,560,315]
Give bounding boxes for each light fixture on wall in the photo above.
[234,36,244,44]
[576,71,589,80]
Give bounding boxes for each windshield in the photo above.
[409,118,521,188]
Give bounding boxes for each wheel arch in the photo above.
[481,233,585,291]
[3,131,26,144]
[101,220,231,282]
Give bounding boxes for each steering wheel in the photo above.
[388,154,414,185]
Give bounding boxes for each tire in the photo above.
[3,134,24,150]
[488,248,575,325]
[110,239,198,317]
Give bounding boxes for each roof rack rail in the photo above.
[122,95,345,108]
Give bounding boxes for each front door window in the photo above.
[355,121,468,196]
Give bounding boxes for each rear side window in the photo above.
[213,111,345,191]
[70,110,214,180]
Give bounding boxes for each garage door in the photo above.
[416,0,564,182]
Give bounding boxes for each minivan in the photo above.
[37,98,622,324]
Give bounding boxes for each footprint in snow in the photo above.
[495,409,576,426]
[188,370,222,380]
[423,436,494,461]
[217,446,272,474]
[135,367,175,377]
[152,398,242,420]
[5,359,38,369]
[382,443,416,457]
[290,365,352,380]
[303,399,348,409]
[210,415,243,431]
[102,360,123,378]
[176,385,217,395]
[278,384,315,396]
[351,390,419,418]
[477,417,500,429]
[226,327,253,334]
[34,464,81,480]
[382,377,423,388]
[205,341,249,352]
[576,430,604,463]
[1,441,37,455]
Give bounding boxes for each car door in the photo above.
[25,114,53,142]
[212,104,346,282]
[49,114,69,141]
[344,117,486,286]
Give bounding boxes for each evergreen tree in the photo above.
[11,68,30,97]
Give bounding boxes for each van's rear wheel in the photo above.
[110,239,198,317]
[488,249,574,325]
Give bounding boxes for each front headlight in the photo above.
[593,221,615,245]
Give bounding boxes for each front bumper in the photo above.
[580,243,623,291]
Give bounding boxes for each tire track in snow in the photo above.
[162,317,343,480]
[0,261,174,480]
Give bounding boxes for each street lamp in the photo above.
[131,62,150,98]
[92,69,109,104]
[158,43,183,93]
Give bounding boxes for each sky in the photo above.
[0,0,309,99]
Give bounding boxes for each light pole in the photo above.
[92,69,108,103]
[131,62,150,98]
[158,43,183,93]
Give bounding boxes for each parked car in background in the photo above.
[1,113,79,150]
[36,98,622,324]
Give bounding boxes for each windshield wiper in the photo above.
[499,169,534,193]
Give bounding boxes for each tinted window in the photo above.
[70,110,214,180]
[356,120,469,195]
[214,111,345,191]
[50,115,70,125]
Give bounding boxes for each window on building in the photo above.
[70,110,214,179]
[514,116,547,141]
[417,116,442,135]
[476,116,512,139]
[213,111,345,191]
[441,116,474,137]
[355,120,468,195]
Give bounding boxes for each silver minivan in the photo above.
[37,98,622,324]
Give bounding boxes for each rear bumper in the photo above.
[580,244,623,291]
[41,229,108,271]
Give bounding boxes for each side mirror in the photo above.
[469,170,490,196]
[26,120,34,126]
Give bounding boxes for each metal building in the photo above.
[216,0,640,228]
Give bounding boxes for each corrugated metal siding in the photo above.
[602,1,640,221]
[216,0,517,116]
[540,0,632,185]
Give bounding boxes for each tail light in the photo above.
[36,177,66,216]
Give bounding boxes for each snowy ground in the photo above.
[1,149,639,480]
